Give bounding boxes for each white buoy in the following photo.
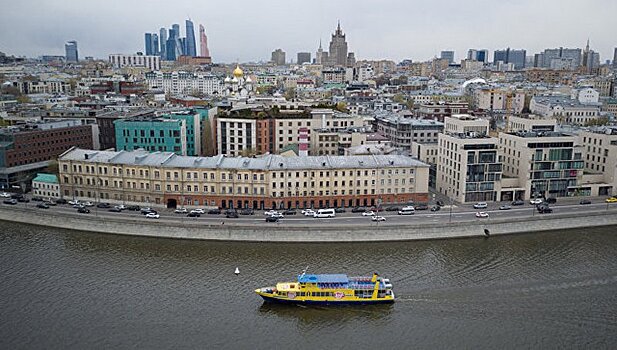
[234,267,240,275]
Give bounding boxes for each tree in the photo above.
[16,95,30,104]
[46,160,60,175]
[240,147,257,157]
[335,102,348,113]
[284,88,296,101]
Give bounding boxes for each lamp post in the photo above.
[448,187,453,223]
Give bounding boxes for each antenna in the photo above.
[300,265,309,278]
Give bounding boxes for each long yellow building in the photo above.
[58,147,429,210]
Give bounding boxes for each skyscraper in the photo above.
[328,21,348,66]
[613,48,617,68]
[467,49,488,63]
[145,33,159,56]
[159,28,167,59]
[440,51,455,64]
[271,49,286,65]
[493,48,526,69]
[65,41,78,62]
[166,27,177,61]
[185,19,197,57]
[297,52,311,65]
[199,24,210,57]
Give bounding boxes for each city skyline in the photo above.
[0,0,615,63]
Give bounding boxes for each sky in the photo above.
[1,0,615,64]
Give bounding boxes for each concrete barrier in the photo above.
[1,206,616,242]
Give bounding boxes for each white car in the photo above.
[362,211,375,216]
[270,212,284,218]
[302,209,315,216]
[68,200,80,205]
[116,204,126,210]
[175,207,188,214]
[475,212,489,218]
[371,216,386,222]
[264,210,279,216]
[145,212,160,219]
[530,198,543,205]
[83,201,94,207]
[190,208,205,214]
[473,202,488,209]
[0,192,11,198]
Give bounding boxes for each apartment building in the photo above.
[145,71,221,95]
[58,148,430,210]
[579,127,617,196]
[374,112,444,150]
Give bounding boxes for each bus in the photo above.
[314,208,336,218]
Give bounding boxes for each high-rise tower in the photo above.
[65,41,78,62]
[159,27,167,59]
[328,21,348,66]
[199,24,210,57]
[185,19,197,57]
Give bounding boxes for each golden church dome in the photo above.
[233,65,243,77]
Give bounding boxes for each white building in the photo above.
[32,173,60,199]
[145,71,221,96]
[109,54,161,71]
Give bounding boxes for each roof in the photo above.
[297,274,349,284]
[59,148,430,170]
[32,173,58,184]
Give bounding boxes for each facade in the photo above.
[579,128,617,196]
[436,116,502,203]
[217,117,258,157]
[322,67,346,84]
[109,54,161,71]
[199,24,210,58]
[271,49,286,66]
[374,113,444,150]
[499,131,584,200]
[536,47,582,68]
[530,95,601,125]
[0,121,94,190]
[58,148,430,210]
[144,33,159,56]
[65,41,78,62]
[417,102,469,122]
[32,173,60,199]
[467,49,489,63]
[507,115,556,133]
[297,52,311,65]
[145,71,221,95]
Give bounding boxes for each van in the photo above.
[398,206,415,215]
[314,208,336,218]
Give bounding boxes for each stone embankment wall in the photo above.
[1,206,616,242]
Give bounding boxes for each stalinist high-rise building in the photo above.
[321,21,354,67]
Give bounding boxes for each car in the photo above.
[545,197,557,204]
[187,212,201,217]
[302,209,315,216]
[270,212,284,218]
[3,199,17,205]
[512,200,525,206]
[31,197,43,202]
[207,208,221,215]
[264,210,278,216]
[97,202,111,208]
[77,207,90,214]
[283,209,297,215]
[398,206,416,215]
[55,198,67,205]
[436,200,444,207]
[190,208,205,214]
[430,205,441,212]
[475,212,489,218]
[225,210,239,218]
[265,216,279,223]
[10,193,24,200]
[334,207,346,213]
[351,207,366,213]
[126,205,141,211]
[175,207,188,214]
[0,192,11,198]
[145,212,160,219]
[108,207,122,212]
[414,204,429,211]
[68,200,80,205]
[17,197,30,203]
[116,204,127,210]
[499,205,512,210]
[140,207,153,214]
[605,197,617,203]
[385,206,400,212]
[530,198,544,205]
[240,208,254,215]
[473,202,488,209]
[36,203,49,209]
[537,205,553,214]
[371,216,386,222]
[44,200,57,206]
[579,199,592,205]
[83,201,94,207]
[362,210,375,216]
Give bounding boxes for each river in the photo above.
[1,222,616,349]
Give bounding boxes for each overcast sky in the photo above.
[1,0,615,64]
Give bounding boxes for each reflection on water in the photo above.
[1,221,617,349]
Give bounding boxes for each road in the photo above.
[5,196,617,227]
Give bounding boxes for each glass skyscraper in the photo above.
[185,19,197,57]
[65,41,78,62]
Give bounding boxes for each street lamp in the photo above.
[448,187,453,223]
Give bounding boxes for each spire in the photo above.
[585,38,590,52]
[318,38,322,50]
[337,20,340,31]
